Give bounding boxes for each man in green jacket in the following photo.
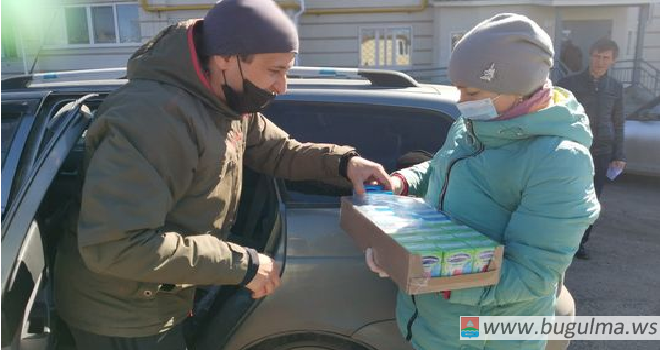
[54,0,390,348]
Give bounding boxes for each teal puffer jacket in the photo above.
[395,88,600,350]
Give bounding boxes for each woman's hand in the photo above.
[389,174,404,195]
[365,248,389,277]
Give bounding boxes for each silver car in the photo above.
[1,68,573,350]
[625,96,660,177]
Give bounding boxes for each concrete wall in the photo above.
[1,0,654,78]
[139,8,203,37]
[1,0,435,75]
[99,1,436,68]
[432,5,555,67]
[296,11,434,67]
[432,4,633,67]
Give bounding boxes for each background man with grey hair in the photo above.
[558,38,626,260]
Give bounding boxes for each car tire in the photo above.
[246,332,374,350]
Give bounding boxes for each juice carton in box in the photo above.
[467,238,499,273]
[400,242,442,277]
[436,241,474,276]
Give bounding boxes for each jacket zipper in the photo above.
[439,119,485,211]
[405,295,417,341]
[404,119,485,343]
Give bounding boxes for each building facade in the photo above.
[1,0,657,80]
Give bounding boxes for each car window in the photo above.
[1,113,21,168]
[1,100,42,217]
[1,100,40,170]
[264,100,453,205]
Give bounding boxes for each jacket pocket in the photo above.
[134,282,193,300]
[222,157,241,228]
[156,283,194,295]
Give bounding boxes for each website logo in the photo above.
[461,316,480,339]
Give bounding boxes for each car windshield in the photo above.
[1,112,22,169]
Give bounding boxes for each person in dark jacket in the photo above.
[560,39,583,73]
[557,38,626,259]
[53,1,391,349]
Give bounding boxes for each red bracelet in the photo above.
[391,173,409,196]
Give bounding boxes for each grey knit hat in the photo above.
[202,0,299,56]
[449,13,554,96]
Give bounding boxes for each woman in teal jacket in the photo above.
[367,14,600,350]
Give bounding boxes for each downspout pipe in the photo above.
[632,3,649,88]
[293,0,305,65]
[293,0,305,31]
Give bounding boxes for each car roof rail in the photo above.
[2,68,127,89]
[1,66,419,90]
[287,66,419,88]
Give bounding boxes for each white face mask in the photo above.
[456,96,500,121]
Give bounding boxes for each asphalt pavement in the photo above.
[565,174,660,349]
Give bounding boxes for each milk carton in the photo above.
[386,195,428,208]
[436,241,474,276]
[390,233,429,243]
[467,238,498,273]
[400,242,443,277]
[389,224,444,236]
[375,217,430,233]
[363,184,393,195]
[362,207,423,233]
[410,213,452,224]
[355,205,393,217]
[451,230,485,240]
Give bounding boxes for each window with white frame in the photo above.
[360,27,412,68]
[47,2,141,46]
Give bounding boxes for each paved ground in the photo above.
[565,174,660,349]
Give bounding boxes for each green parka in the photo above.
[54,20,354,337]
[394,88,600,350]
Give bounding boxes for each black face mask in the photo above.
[221,58,276,114]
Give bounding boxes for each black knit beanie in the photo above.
[202,0,299,56]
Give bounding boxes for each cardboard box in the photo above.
[340,196,503,295]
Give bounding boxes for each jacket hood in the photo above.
[472,87,593,148]
[126,19,240,118]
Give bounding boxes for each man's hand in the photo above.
[346,157,392,195]
[365,248,389,277]
[245,253,281,299]
[610,161,626,170]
